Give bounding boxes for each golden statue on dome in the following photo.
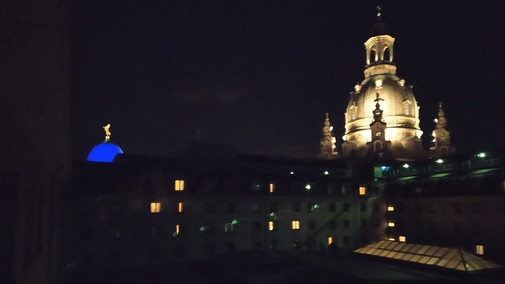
[103,124,111,142]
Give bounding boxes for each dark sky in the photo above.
[74,1,505,159]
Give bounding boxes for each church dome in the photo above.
[341,16,425,160]
[87,124,124,162]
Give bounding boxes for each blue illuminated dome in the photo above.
[87,142,123,162]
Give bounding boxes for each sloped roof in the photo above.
[354,241,501,272]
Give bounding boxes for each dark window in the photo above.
[253,241,261,250]
[251,202,260,213]
[429,203,438,213]
[343,203,350,212]
[293,202,301,212]
[328,203,336,212]
[415,203,423,213]
[453,222,463,233]
[343,219,350,229]
[252,221,261,232]
[308,220,316,230]
[472,223,482,234]
[328,219,337,229]
[269,240,278,250]
[343,236,350,245]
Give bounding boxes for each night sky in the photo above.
[74,1,505,159]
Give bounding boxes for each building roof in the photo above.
[354,240,501,272]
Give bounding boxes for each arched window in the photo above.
[383,46,390,61]
[350,103,357,120]
[370,50,376,64]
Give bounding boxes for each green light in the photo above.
[323,171,329,175]
[199,226,206,232]
[435,159,444,164]
[402,163,410,169]
[231,219,238,225]
[269,212,276,217]
[431,173,450,178]
[172,232,178,237]
[311,204,319,211]
[305,184,311,190]
[477,152,486,158]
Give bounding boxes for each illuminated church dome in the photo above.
[87,124,123,162]
[341,9,425,160]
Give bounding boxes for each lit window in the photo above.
[178,202,183,213]
[399,236,406,242]
[292,220,300,230]
[359,186,366,195]
[150,202,161,213]
[269,183,275,193]
[328,237,333,245]
[175,180,185,191]
[387,206,394,212]
[268,221,275,231]
[476,245,484,255]
[387,221,395,227]
[175,224,180,235]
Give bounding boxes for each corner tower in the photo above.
[342,8,425,160]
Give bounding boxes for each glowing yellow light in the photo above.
[175,224,180,235]
[387,221,395,227]
[359,186,366,195]
[387,206,394,212]
[476,245,484,255]
[399,236,406,242]
[150,202,161,213]
[103,123,111,142]
[328,237,333,245]
[305,184,311,190]
[388,237,395,241]
[375,79,383,88]
[178,202,183,213]
[269,183,274,193]
[175,180,185,191]
[292,220,300,230]
[268,221,275,231]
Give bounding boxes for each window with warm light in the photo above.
[399,236,406,242]
[388,237,396,241]
[359,186,366,195]
[476,245,484,255]
[175,224,180,235]
[269,183,275,193]
[387,221,395,227]
[150,202,161,213]
[268,221,275,231]
[178,202,183,213]
[387,206,394,212]
[328,237,333,245]
[292,220,300,230]
[175,180,185,191]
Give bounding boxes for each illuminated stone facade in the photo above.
[430,103,453,157]
[318,113,338,159]
[342,24,425,160]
